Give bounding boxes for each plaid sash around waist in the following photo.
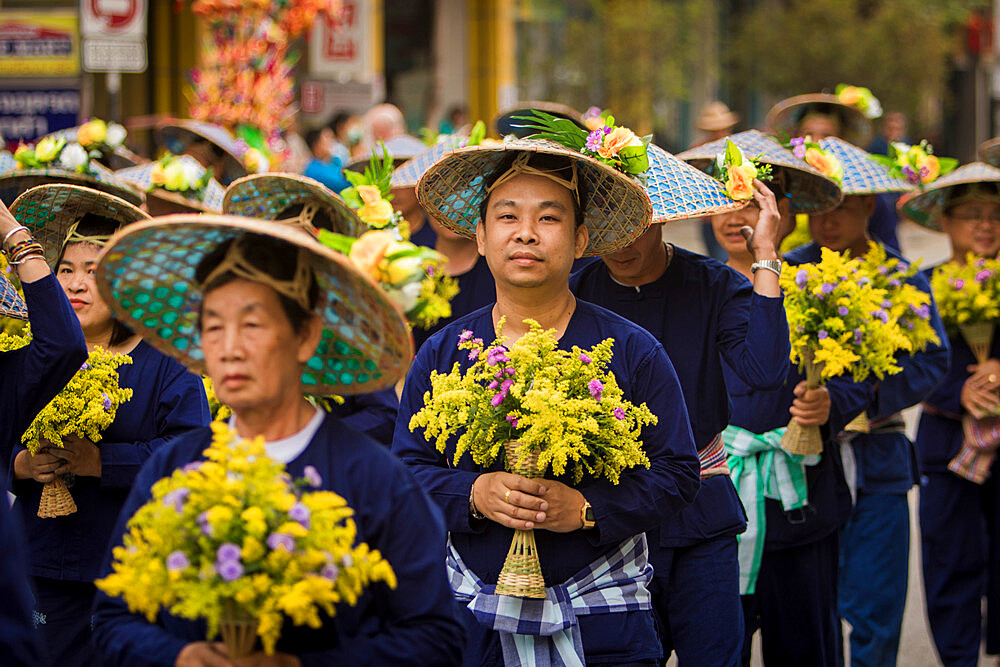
[446,533,653,667]
[699,431,730,478]
[949,415,1000,484]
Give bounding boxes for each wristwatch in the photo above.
[751,259,782,277]
[580,500,595,530]
[469,483,485,520]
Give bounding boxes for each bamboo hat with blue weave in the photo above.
[223,173,365,237]
[416,138,653,257]
[391,135,468,189]
[899,162,1000,230]
[0,271,27,321]
[115,156,226,215]
[10,184,150,266]
[346,135,428,174]
[816,137,915,196]
[767,93,874,147]
[0,151,143,208]
[95,214,413,395]
[643,143,751,221]
[676,130,843,214]
[155,119,252,186]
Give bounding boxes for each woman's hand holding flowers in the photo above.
[962,369,1000,419]
[14,443,62,483]
[54,435,102,477]
[789,381,831,426]
[176,641,231,667]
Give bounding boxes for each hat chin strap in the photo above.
[277,201,320,229]
[199,235,314,311]
[61,220,114,252]
[485,152,581,206]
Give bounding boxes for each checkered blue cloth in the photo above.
[447,533,653,667]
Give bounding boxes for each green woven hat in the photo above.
[391,135,467,189]
[95,214,413,395]
[676,130,843,214]
[899,162,1000,230]
[223,173,365,236]
[415,138,652,257]
[0,153,143,208]
[11,184,150,266]
[817,137,915,196]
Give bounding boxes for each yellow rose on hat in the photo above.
[837,86,862,106]
[725,163,756,200]
[382,253,425,287]
[35,136,64,163]
[77,119,107,147]
[162,161,189,191]
[358,199,395,229]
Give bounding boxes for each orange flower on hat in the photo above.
[599,127,642,160]
[918,153,940,184]
[356,185,382,206]
[805,147,844,182]
[837,86,862,106]
[348,230,396,282]
[150,163,167,187]
[725,164,756,200]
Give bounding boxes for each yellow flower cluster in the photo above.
[859,242,940,352]
[202,376,233,422]
[930,254,1000,331]
[0,334,133,453]
[95,422,396,655]
[409,318,656,484]
[780,247,911,382]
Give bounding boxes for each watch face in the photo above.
[585,507,596,522]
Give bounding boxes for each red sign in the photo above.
[301,81,324,114]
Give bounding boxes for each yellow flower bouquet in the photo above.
[0,331,133,517]
[930,254,1000,363]
[149,154,215,200]
[779,248,911,454]
[409,318,656,597]
[95,422,396,658]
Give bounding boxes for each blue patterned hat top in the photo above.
[391,135,467,189]
[0,270,27,321]
[677,130,843,214]
[900,161,1000,229]
[0,155,143,208]
[95,215,412,395]
[115,156,225,213]
[223,173,365,237]
[645,143,749,222]
[817,137,914,196]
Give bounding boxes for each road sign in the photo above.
[80,0,147,73]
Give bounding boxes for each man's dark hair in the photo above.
[305,128,326,155]
[59,213,135,347]
[329,112,352,138]
[194,233,319,335]
[478,152,587,228]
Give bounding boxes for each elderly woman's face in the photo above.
[200,279,318,412]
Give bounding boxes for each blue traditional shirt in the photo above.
[10,340,210,582]
[328,387,399,446]
[570,246,790,545]
[392,299,700,665]
[92,414,465,667]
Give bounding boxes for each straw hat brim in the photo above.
[899,161,1000,230]
[0,167,144,208]
[818,136,915,196]
[978,137,1000,168]
[154,120,248,185]
[766,93,873,146]
[11,184,150,266]
[696,110,740,133]
[95,215,413,395]
[676,130,843,214]
[391,136,467,189]
[644,143,751,222]
[415,139,652,257]
[223,173,365,237]
[0,273,27,321]
[492,102,586,138]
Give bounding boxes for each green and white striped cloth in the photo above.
[724,425,821,595]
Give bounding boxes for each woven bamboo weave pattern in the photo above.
[900,162,1000,229]
[37,477,77,518]
[818,137,915,196]
[0,273,27,320]
[223,173,365,236]
[391,137,465,189]
[0,162,143,208]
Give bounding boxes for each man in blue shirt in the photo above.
[302,127,350,194]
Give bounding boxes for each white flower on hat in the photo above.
[58,143,89,172]
[105,123,127,148]
[179,158,205,188]
[389,281,424,313]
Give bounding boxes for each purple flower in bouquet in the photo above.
[821,283,834,294]
[586,130,604,152]
[818,330,828,340]
[790,137,806,159]
[487,346,510,366]
[976,269,992,283]
[80,362,91,371]
[953,278,965,290]
[488,380,498,390]
[197,512,212,536]
[491,392,505,407]
[468,349,479,361]
[588,379,604,402]
[614,407,625,420]
[302,465,322,488]
[902,165,918,184]
[459,330,473,344]
[874,309,890,323]
[163,487,190,513]
[266,533,296,552]
[102,393,112,411]
[217,559,244,582]
[289,502,311,526]
[854,327,864,344]
[505,414,519,429]
[217,543,241,563]
[321,563,340,580]
[166,550,190,572]
[889,279,901,288]
[881,300,893,309]
[838,306,849,316]
[504,367,515,376]
[795,269,809,288]
[579,352,592,364]
[182,462,202,473]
